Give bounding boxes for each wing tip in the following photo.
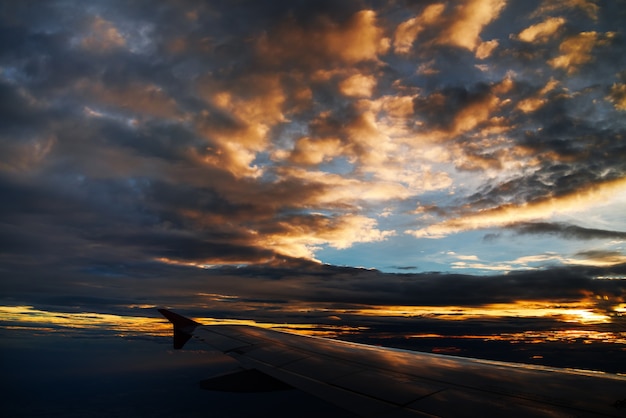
[158,308,200,349]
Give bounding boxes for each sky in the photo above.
[1,1,626,409]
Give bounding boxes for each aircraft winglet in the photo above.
[158,308,200,349]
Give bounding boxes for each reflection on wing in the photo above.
[159,309,626,417]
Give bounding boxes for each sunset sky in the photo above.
[2,0,626,389]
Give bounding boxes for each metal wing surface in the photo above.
[159,309,626,417]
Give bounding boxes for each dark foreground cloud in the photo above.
[510,222,626,240]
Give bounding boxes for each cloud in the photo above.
[439,0,507,51]
[80,16,127,51]
[516,17,566,43]
[475,39,499,59]
[256,9,389,67]
[392,0,506,54]
[1,0,625,285]
[516,78,559,113]
[607,74,626,111]
[393,3,446,54]
[532,0,600,21]
[549,31,615,74]
[511,222,626,241]
[286,137,344,165]
[339,73,377,98]
[408,177,626,238]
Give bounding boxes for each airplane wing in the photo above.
[158,309,626,417]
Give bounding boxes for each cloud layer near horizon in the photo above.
[1,0,625,279]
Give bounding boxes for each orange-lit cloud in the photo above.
[607,81,626,111]
[257,213,394,260]
[475,39,499,59]
[286,137,344,165]
[516,17,566,43]
[516,78,559,113]
[532,0,599,21]
[393,3,446,54]
[343,300,611,324]
[549,31,615,73]
[339,73,377,98]
[440,0,507,51]
[196,74,286,177]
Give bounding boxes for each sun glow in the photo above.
[342,301,613,324]
[0,306,364,338]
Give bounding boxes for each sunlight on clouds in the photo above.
[258,214,394,260]
[393,3,445,54]
[408,177,626,239]
[516,17,565,43]
[339,73,377,98]
[0,306,363,339]
[441,0,506,51]
[196,74,286,177]
[0,305,169,336]
[287,137,344,165]
[516,78,559,113]
[475,39,499,59]
[345,300,611,324]
[483,330,626,345]
[549,31,615,74]
[607,81,626,111]
[532,0,599,21]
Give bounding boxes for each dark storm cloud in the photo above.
[511,222,626,240]
[4,259,625,320]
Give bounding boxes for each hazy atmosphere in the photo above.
[1,0,625,415]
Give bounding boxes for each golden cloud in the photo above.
[475,39,499,59]
[288,137,344,165]
[258,213,394,260]
[516,17,566,43]
[516,78,559,113]
[607,82,626,111]
[339,73,377,98]
[440,0,507,51]
[549,31,615,74]
[532,0,599,21]
[196,74,286,177]
[393,3,445,54]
